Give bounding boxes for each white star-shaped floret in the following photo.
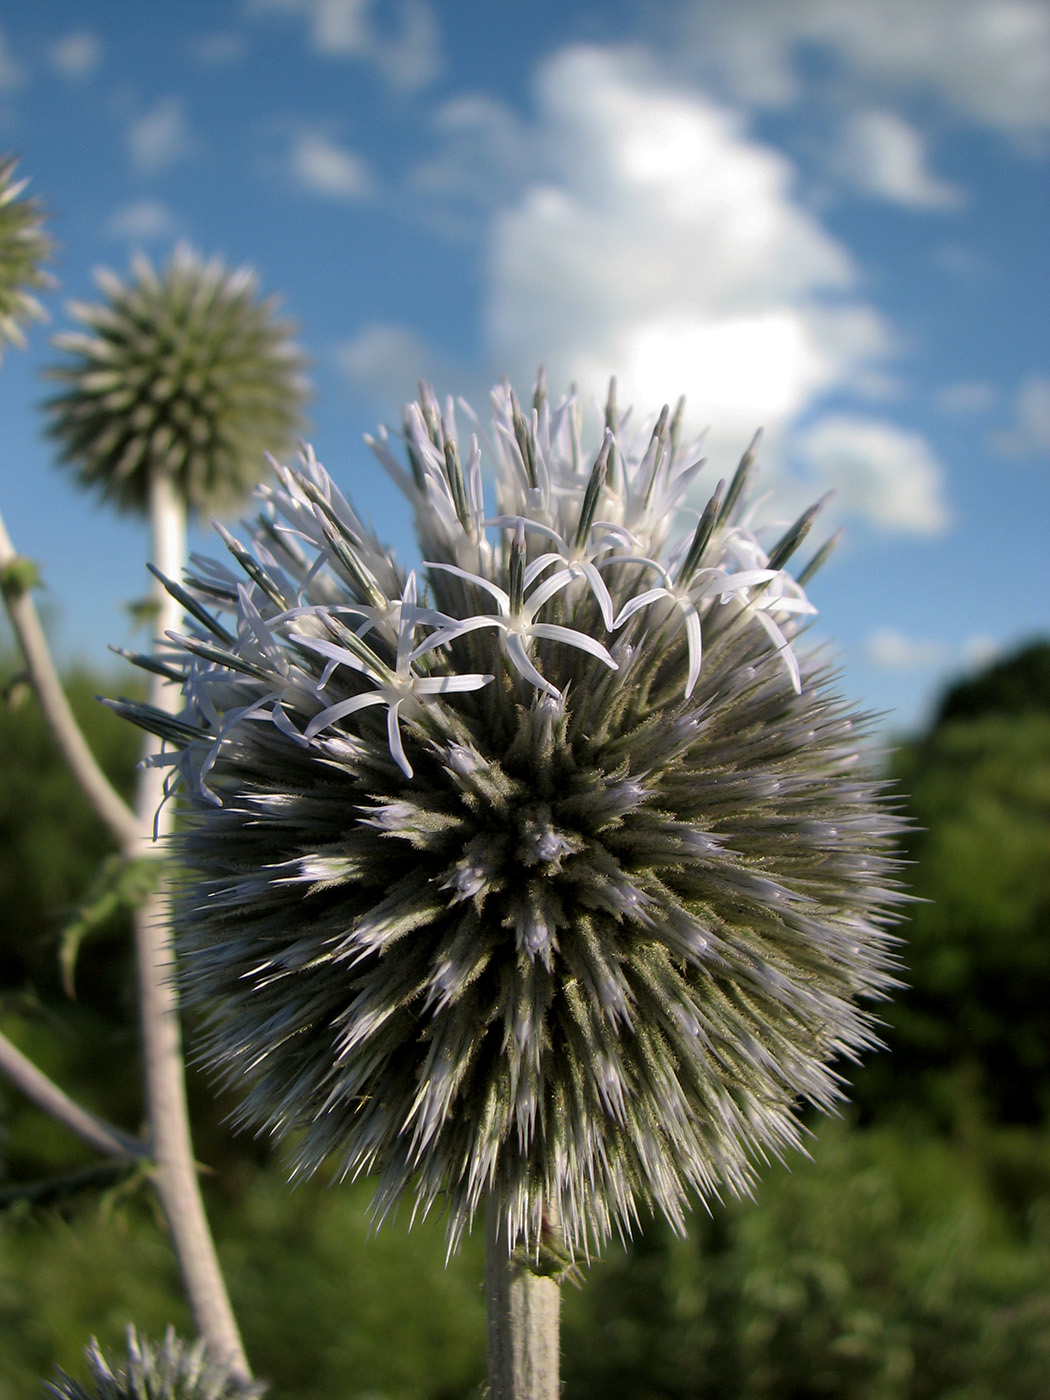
[421,521,618,698]
[291,573,493,778]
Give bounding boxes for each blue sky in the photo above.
[0,0,1047,735]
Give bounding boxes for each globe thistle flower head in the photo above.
[45,244,308,516]
[111,376,905,1260]
[45,1327,264,1400]
[0,155,53,356]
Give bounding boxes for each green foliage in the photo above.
[853,644,1050,1128]
[0,1195,189,1400]
[0,552,43,598]
[562,1119,1050,1400]
[2,639,1049,1397]
[936,640,1050,724]
[0,1171,486,1400]
[60,855,162,996]
[0,663,143,1180]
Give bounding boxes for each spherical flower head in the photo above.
[45,1327,264,1400]
[112,376,905,1259]
[45,244,308,516]
[0,155,53,356]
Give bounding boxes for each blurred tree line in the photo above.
[1,640,1048,1399]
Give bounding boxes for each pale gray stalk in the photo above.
[0,1027,147,1160]
[0,508,139,848]
[485,1200,560,1400]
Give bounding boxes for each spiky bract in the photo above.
[45,245,307,516]
[112,377,904,1258]
[0,155,53,354]
[45,1327,263,1400]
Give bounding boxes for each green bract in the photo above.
[0,155,53,355]
[45,245,307,516]
[46,1327,263,1400]
[111,377,905,1258]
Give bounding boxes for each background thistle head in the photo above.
[45,1327,265,1400]
[0,154,53,357]
[44,244,308,517]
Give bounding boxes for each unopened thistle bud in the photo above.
[111,377,905,1259]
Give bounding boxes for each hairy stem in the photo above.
[485,1199,561,1400]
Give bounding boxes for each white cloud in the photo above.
[991,375,1050,456]
[794,415,951,534]
[411,95,532,209]
[127,97,193,173]
[310,0,370,53]
[962,635,1000,669]
[250,0,441,90]
[484,47,894,470]
[105,200,178,241]
[289,132,372,200]
[834,110,964,208]
[682,0,1050,138]
[935,380,997,413]
[335,321,458,405]
[866,628,950,671]
[47,30,102,77]
[865,628,1000,674]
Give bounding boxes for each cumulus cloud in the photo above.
[681,0,1050,138]
[865,628,999,674]
[335,321,460,406]
[250,0,441,90]
[47,30,102,77]
[991,375,1050,456]
[833,110,964,208]
[794,416,951,534]
[484,48,892,461]
[865,628,951,671]
[104,199,178,241]
[289,131,372,199]
[127,97,193,173]
[410,95,533,210]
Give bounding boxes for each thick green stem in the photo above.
[485,1199,561,1400]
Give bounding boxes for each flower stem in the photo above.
[139,467,251,1384]
[0,1028,148,1161]
[0,506,139,848]
[485,1198,561,1400]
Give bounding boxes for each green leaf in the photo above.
[2,670,32,710]
[0,1159,137,1213]
[0,554,43,598]
[59,854,163,996]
